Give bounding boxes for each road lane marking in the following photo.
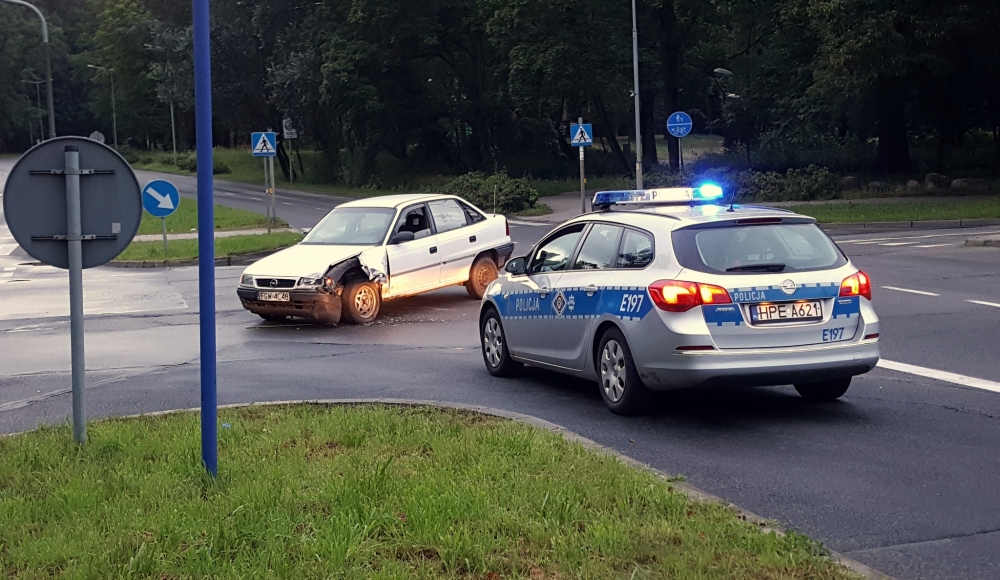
[967,299,1000,309]
[0,244,18,256]
[878,359,1000,394]
[314,207,327,211]
[882,286,939,296]
[914,244,951,248]
[879,242,918,246]
[282,202,294,206]
[507,220,549,227]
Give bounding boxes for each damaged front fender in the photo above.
[358,247,388,283]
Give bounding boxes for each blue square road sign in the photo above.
[570,124,593,147]
[251,132,277,157]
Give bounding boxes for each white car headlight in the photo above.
[240,274,254,286]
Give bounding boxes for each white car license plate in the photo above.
[751,301,823,324]
[258,291,290,302]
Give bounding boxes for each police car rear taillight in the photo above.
[648,280,732,312]
[839,271,872,301]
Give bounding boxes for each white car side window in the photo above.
[428,199,468,234]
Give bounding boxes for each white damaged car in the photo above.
[237,194,514,324]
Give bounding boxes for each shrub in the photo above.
[443,172,539,214]
[118,145,141,165]
[735,165,839,202]
[174,154,231,174]
[374,152,406,188]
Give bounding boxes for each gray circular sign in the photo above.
[3,137,141,269]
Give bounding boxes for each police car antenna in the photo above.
[727,190,736,212]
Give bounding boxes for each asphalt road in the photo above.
[3,156,1000,579]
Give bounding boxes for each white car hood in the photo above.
[243,243,379,278]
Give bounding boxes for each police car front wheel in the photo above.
[480,309,522,377]
[794,377,851,401]
[597,328,651,415]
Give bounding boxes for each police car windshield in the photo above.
[301,207,396,245]
[672,223,846,274]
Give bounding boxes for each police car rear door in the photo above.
[672,219,861,348]
[500,224,585,360]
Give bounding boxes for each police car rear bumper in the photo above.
[636,339,880,390]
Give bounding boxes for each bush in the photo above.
[735,165,839,202]
[443,172,539,214]
[373,151,406,188]
[118,145,141,165]
[174,154,231,174]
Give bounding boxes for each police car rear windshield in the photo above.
[672,222,847,275]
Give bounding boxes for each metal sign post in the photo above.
[193,0,217,477]
[251,131,278,232]
[570,120,593,213]
[3,137,142,444]
[282,119,297,185]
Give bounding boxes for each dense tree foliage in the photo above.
[1,0,997,179]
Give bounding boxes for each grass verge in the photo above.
[115,232,302,262]
[514,203,553,217]
[0,404,857,579]
[138,198,286,235]
[787,197,1000,223]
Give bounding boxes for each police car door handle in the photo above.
[584,284,599,296]
[429,246,438,254]
[538,286,550,297]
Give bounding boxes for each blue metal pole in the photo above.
[192,0,217,477]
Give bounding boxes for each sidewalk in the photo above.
[132,228,297,243]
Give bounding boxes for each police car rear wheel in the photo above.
[342,280,380,324]
[794,377,851,401]
[466,256,498,299]
[481,309,522,377]
[597,329,651,415]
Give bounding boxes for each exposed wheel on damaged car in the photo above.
[342,280,381,324]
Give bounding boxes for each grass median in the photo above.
[786,197,1000,223]
[115,232,302,262]
[137,198,287,235]
[0,404,857,579]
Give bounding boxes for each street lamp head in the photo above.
[713,68,734,78]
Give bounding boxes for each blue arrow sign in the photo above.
[570,124,593,147]
[251,131,277,157]
[142,180,180,218]
[666,111,693,138]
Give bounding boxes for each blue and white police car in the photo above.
[478,185,880,414]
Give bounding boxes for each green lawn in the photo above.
[138,198,287,235]
[0,404,857,579]
[116,232,302,262]
[787,198,1000,223]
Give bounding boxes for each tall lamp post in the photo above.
[2,0,55,139]
[631,0,643,189]
[22,79,45,143]
[87,64,117,149]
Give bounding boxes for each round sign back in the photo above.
[2,137,141,269]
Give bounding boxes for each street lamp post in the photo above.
[3,0,55,139]
[631,0,643,189]
[23,79,45,143]
[88,65,117,149]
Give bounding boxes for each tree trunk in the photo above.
[873,74,911,174]
[277,139,291,181]
[641,87,657,170]
[658,0,680,171]
[593,94,633,176]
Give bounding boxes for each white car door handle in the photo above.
[585,285,599,296]
[469,235,477,243]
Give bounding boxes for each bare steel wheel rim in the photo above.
[475,263,494,292]
[354,286,377,319]
[600,340,627,403]
[483,318,503,367]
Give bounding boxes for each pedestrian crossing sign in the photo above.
[251,132,277,157]
[570,124,593,147]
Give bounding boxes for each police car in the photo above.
[478,185,880,414]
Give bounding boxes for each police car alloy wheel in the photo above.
[794,377,852,401]
[343,280,380,324]
[597,328,650,415]
[480,309,522,377]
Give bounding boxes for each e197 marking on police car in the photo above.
[620,293,645,314]
[823,327,845,342]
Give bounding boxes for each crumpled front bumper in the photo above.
[237,287,343,324]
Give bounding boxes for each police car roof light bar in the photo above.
[593,184,725,210]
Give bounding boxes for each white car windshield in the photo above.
[301,207,396,245]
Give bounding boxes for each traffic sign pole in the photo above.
[578,117,586,214]
[263,158,270,233]
[161,217,168,254]
[64,146,86,443]
[268,156,276,231]
[193,0,217,478]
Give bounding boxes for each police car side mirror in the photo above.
[505,257,526,275]
[391,231,415,244]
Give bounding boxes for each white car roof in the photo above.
[565,204,808,231]
[337,193,455,209]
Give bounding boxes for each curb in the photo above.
[107,248,283,269]
[4,398,892,580]
[821,218,1000,232]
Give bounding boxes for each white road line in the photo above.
[507,220,550,227]
[882,286,939,296]
[282,202,294,206]
[0,244,18,256]
[314,207,327,211]
[839,229,1000,244]
[878,359,1000,394]
[967,299,1000,309]
[914,244,952,248]
[879,242,918,246]
[221,192,237,197]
